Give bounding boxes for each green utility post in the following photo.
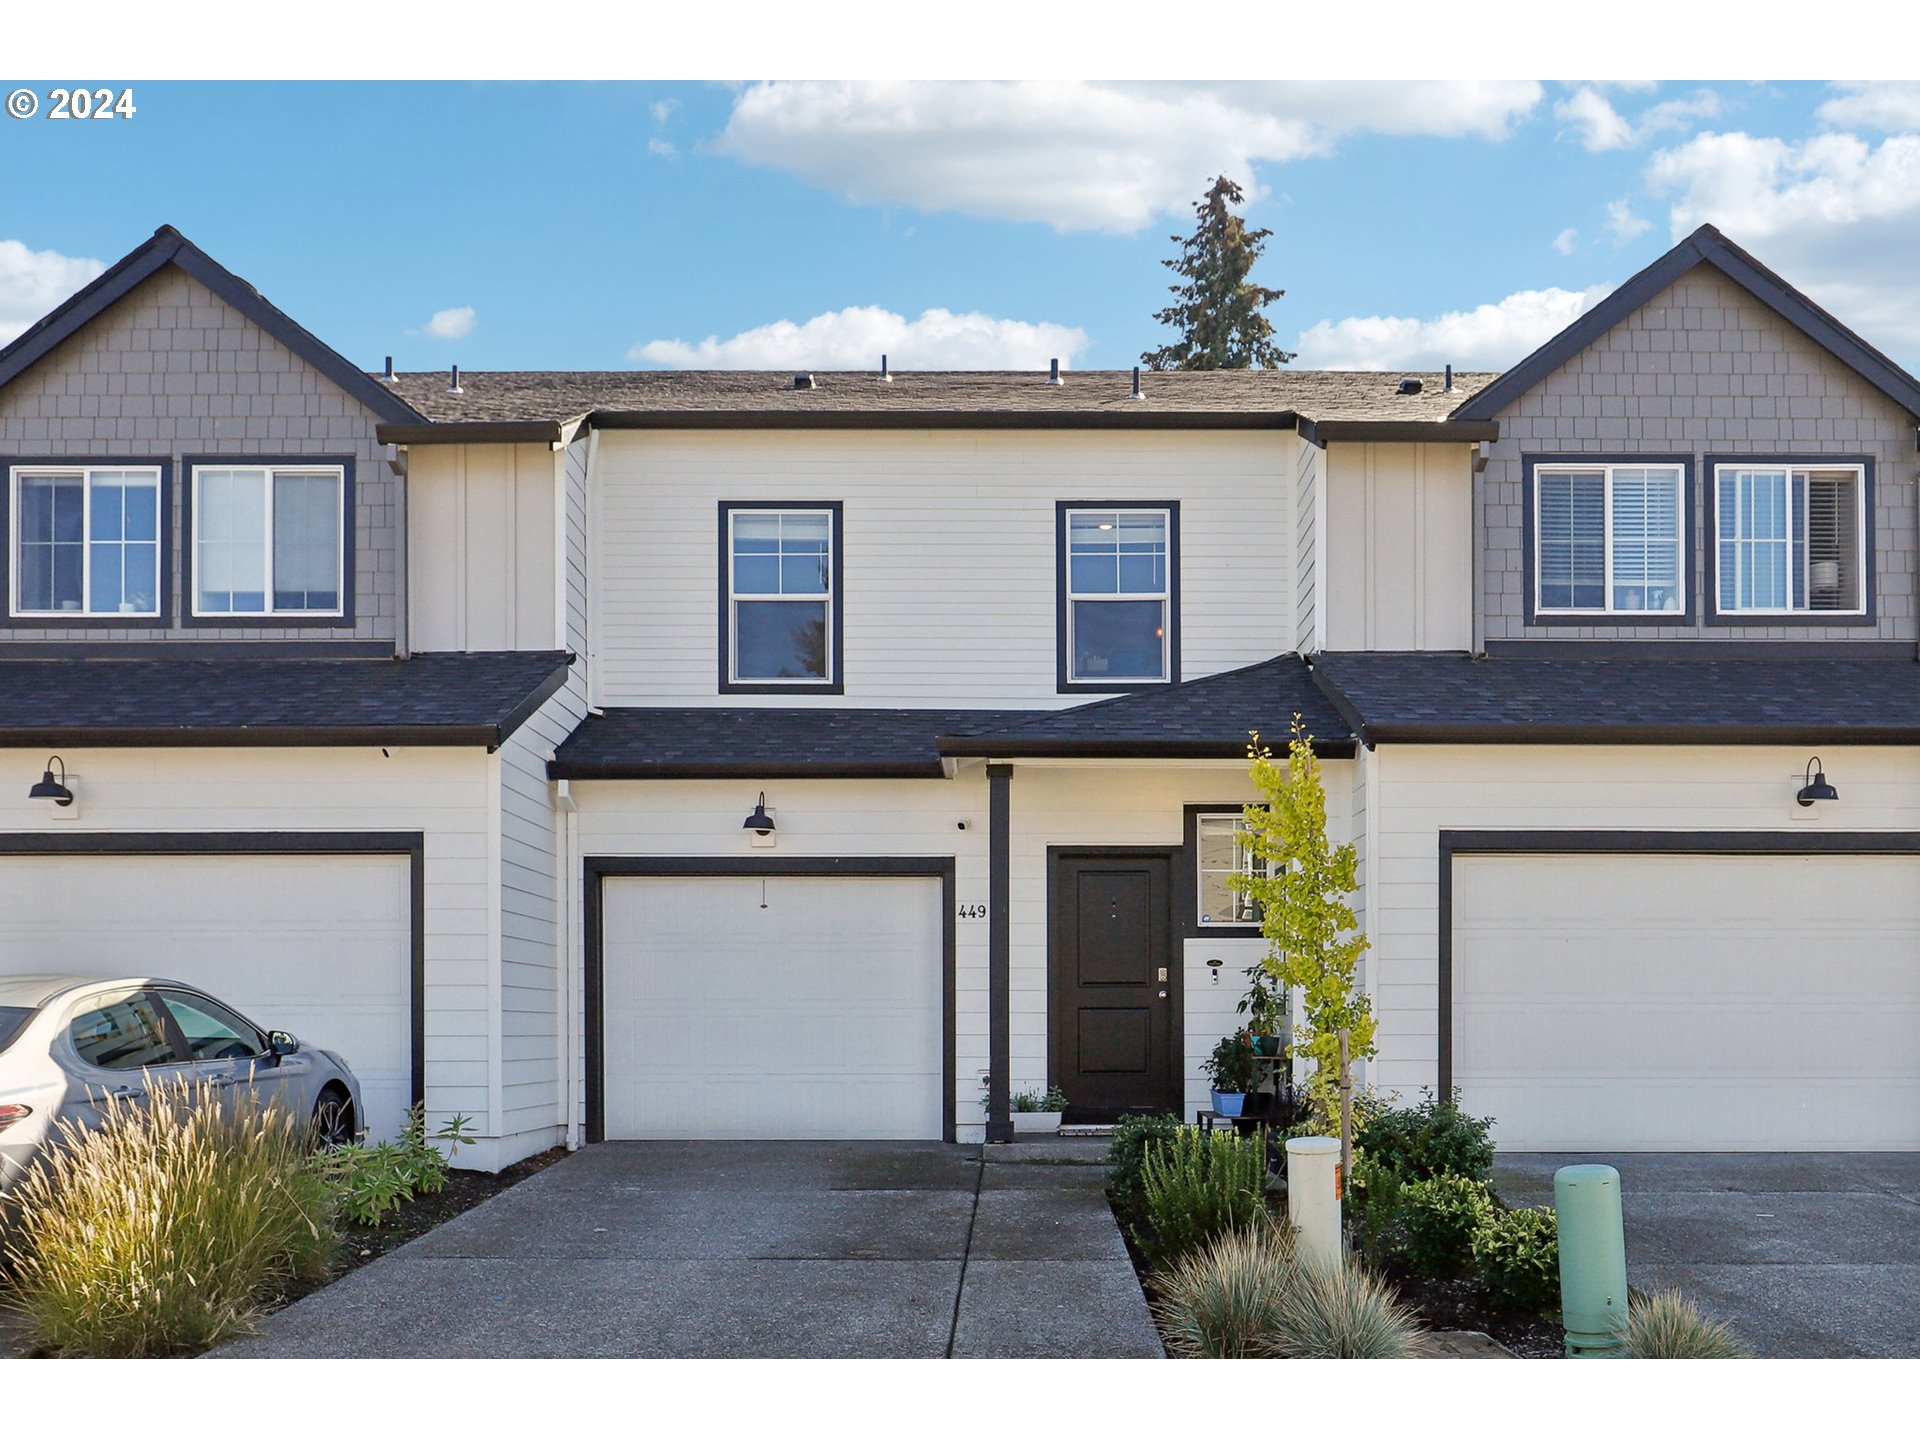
[1554,1163,1629,1357]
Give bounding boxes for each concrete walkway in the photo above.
[219,1140,1162,1359]
[1497,1153,1920,1358]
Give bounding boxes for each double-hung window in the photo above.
[1531,461,1686,617]
[722,503,841,689]
[191,461,346,618]
[1713,462,1868,617]
[1195,812,1268,928]
[8,464,162,618]
[1060,504,1177,687]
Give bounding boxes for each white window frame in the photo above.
[189,463,346,620]
[1712,462,1869,618]
[1063,505,1173,685]
[1531,462,1687,618]
[7,463,163,619]
[725,505,837,686]
[1195,812,1268,928]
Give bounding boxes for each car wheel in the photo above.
[311,1089,356,1148]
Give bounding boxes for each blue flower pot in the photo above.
[1210,1090,1246,1117]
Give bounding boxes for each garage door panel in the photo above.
[1454,852,1920,1152]
[0,852,412,1140]
[602,874,944,1141]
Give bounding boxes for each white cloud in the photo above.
[1555,84,1720,152]
[1816,82,1920,132]
[1605,198,1652,245]
[0,238,105,344]
[716,80,1543,233]
[1552,227,1579,255]
[1646,127,1920,355]
[647,138,677,159]
[1292,284,1612,372]
[417,305,476,340]
[649,97,679,126]
[631,304,1089,370]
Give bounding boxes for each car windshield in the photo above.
[0,1005,35,1053]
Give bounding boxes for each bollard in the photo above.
[1286,1136,1342,1269]
[1555,1163,1629,1357]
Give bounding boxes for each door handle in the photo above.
[1157,990,1168,999]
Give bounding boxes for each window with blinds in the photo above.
[1533,462,1685,615]
[1714,464,1865,615]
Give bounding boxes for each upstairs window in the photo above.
[1532,462,1685,617]
[1714,463,1867,616]
[1060,504,1177,687]
[8,465,162,618]
[722,503,841,690]
[191,463,346,618]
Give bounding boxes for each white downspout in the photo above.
[556,777,582,1151]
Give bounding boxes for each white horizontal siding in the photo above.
[591,430,1298,707]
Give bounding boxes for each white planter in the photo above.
[1012,1110,1064,1134]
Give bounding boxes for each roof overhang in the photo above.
[1361,723,1920,747]
[582,409,1306,431]
[1297,418,1499,446]
[934,735,1358,761]
[377,420,568,446]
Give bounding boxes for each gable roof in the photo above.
[0,225,426,426]
[1452,224,1920,423]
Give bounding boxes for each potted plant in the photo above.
[1238,962,1286,1056]
[1010,1086,1068,1134]
[1204,1030,1260,1117]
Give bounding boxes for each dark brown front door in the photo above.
[1049,850,1180,1121]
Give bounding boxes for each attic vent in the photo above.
[880,354,891,383]
[1397,378,1423,396]
[448,364,463,396]
[1130,366,1145,401]
[382,355,395,383]
[792,372,816,391]
[1047,357,1062,387]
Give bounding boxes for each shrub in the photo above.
[1472,1205,1561,1315]
[1105,1112,1183,1219]
[311,1104,474,1227]
[1010,1087,1068,1113]
[1152,1219,1296,1358]
[1,1080,337,1357]
[1138,1126,1269,1260]
[1622,1289,1748,1359]
[1203,1030,1260,1095]
[1399,1173,1495,1280]
[1345,1152,1407,1269]
[1270,1260,1425,1358]
[1355,1092,1494,1184]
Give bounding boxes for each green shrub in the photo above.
[1105,1112,1184,1219]
[1355,1092,1494,1183]
[1010,1087,1068,1113]
[1622,1289,1748,1359]
[1472,1205,1560,1314]
[1138,1126,1268,1260]
[1345,1152,1407,1269]
[311,1104,475,1227]
[1,1080,337,1357]
[1399,1173,1495,1280]
[1271,1260,1425,1358]
[1152,1219,1296,1358]
[1203,1030,1260,1094]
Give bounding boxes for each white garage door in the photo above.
[1454,852,1920,1151]
[0,851,413,1138]
[601,875,944,1140]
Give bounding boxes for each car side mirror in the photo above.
[268,1031,301,1058]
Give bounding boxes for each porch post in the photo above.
[986,762,1013,1143]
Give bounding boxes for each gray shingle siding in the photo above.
[1479,264,1918,643]
[0,267,397,645]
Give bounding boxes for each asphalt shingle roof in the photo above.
[0,651,571,747]
[1312,650,1920,743]
[379,368,1498,427]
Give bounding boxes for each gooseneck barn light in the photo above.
[29,756,73,807]
[1796,756,1839,808]
[742,792,776,836]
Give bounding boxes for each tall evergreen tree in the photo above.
[1141,176,1294,371]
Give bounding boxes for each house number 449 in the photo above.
[956,903,988,921]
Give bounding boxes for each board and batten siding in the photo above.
[589,429,1300,708]
[1362,744,1920,1100]
[407,442,563,653]
[1322,442,1475,652]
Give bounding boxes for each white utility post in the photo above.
[1285,1136,1342,1268]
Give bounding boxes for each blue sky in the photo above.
[3,80,1919,375]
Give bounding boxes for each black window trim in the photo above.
[1055,499,1182,693]
[181,453,357,630]
[1181,803,1266,939]
[1520,454,1696,628]
[1703,453,1877,628]
[0,455,175,629]
[716,499,845,696]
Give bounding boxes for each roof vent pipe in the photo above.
[382,355,395,383]
[1130,366,1145,401]
[448,364,463,396]
[880,354,891,383]
[1444,364,1454,393]
[792,372,815,391]
[1047,357,1062,387]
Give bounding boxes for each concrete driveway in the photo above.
[219,1141,1162,1359]
[1496,1153,1920,1358]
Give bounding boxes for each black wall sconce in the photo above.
[29,756,73,807]
[742,792,776,836]
[1796,757,1839,807]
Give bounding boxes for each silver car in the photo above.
[0,974,365,1196]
